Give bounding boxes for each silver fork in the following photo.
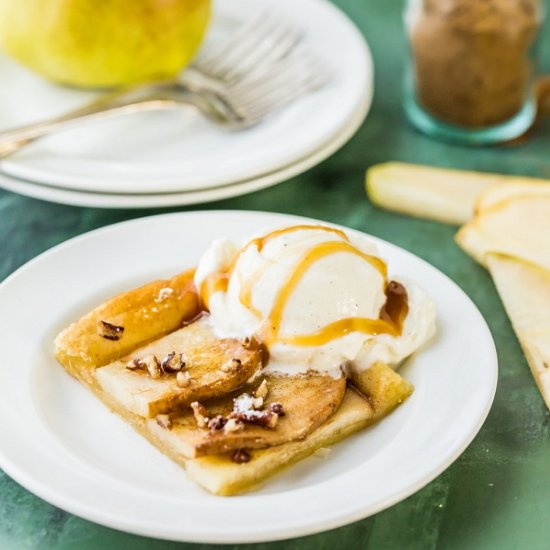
[191,13,304,84]
[223,46,329,122]
[0,13,326,159]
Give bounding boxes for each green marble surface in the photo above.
[2,1,550,548]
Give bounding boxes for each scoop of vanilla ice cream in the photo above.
[194,226,435,377]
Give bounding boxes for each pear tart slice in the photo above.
[95,316,265,417]
[148,374,347,458]
[55,269,415,495]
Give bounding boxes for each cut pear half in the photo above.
[367,162,500,225]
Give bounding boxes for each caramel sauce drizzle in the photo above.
[199,225,348,309]
[199,225,409,347]
[200,272,229,309]
[379,281,409,333]
[261,241,391,345]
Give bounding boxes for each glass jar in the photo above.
[404,0,544,144]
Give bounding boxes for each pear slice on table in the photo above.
[487,254,550,409]
[366,162,550,225]
[148,373,347,458]
[456,195,550,270]
[95,315,264,418]
[367,162,501,225]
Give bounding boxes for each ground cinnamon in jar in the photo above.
[407,0,542,128]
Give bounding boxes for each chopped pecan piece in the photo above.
[254,379,268,399]
[231,409,278,429]
[208,415,227,431]
[97,320,124,341]
[221,357,242,373]
[161,351,185,373]
[176,370,192,387]
[191,401,209,429]
[125,359,143,371]
[156,414,172,429]
[269,402,285,416]
[141,354,162,379]
[264,412,279,429]
[233,392,264,412]
[252,396,264,410]
[231,449,251,464]
[127,355,162,378]
[231,387,279,428]
[223,418,244,433]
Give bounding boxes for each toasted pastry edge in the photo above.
[54,271,414,496]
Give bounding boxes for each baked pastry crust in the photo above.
[55,269,413,495]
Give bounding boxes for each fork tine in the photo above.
[241,71,329,122]
[194,12,267,65]
[195,13,274,75]
[229,47,327,98]
[194,14,305,85]
[242,70,329,119]
[204,17,287,79]
[187,12,331,128]
[227,51,330,121]
[220,22,304,83]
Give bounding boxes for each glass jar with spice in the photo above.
[404,0,544,144]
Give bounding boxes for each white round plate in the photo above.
[0,0,372,194]
[0,89,369,208]
[0,211,497,543]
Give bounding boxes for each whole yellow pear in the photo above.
[0,0,211,88]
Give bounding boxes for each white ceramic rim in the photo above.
[0,86,371,208]
[0,211,498,543]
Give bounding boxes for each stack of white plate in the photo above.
[0,0,373,208]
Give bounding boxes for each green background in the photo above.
[1,1,550,548]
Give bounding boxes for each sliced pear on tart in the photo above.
[185,363,413,496]
[148,373,347,458]
[95,315,265,417]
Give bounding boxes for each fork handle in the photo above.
[0,89,182,159]
[0,84,240,159]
